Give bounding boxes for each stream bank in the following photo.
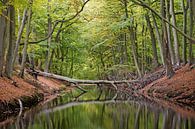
[0,65,194,122]
[140,65,195,117]
[104,65,195,118]
[0,75,67,122]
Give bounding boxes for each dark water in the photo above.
[0,86,195,129]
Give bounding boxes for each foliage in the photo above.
[1,0,194,79]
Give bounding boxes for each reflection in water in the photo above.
[1,86,195,129]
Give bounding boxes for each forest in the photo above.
[0,0,195,128]
[0,0,194,79]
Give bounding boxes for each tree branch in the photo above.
[23,0,90,45]
[131,0,195,44]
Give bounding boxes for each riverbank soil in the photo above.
[141,65,195,117]
[0,75,66,121]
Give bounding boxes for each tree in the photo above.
[123,0,142,77]
[5,3,15,78]
[170,0,180,65]
[160,0,175,77]
[13,9,27,65]
[145,13,159,68]
[166,0,175,65]
[181,0,188,64]
[189,0,194,65]
[0,1,7,76]
[151,13,165,65]
[44,0,52,72]
[19,0,32,78]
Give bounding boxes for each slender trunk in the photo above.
[141,25,145,75]
[19,8,32,78]
[48,19,64,70]
[145,14,159,68]
[13,9,27,64]
[124,0,142,77]
[44,0,52,72]
[189,0,194,65]
[69,50,74,77]
[170,0,180,65]
[166,0,175,65]
[161,0,175,78]
[151,14,165,65]
[48,49,55,70]
[124,33,128,64]
[181,0,188,64]
[119,34,124,64]
[193,1,195,17]
[19,1,32,78]
[0,5,7,77]
[129,25,142,77]
[5,4,15,78]
[13,9,27,65]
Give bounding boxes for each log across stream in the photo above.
[29,70,140,91]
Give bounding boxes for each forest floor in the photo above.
[140,64,195,117]
[0,73,70,121]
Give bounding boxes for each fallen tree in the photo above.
[27,69,140,91]
[27,66,182,92]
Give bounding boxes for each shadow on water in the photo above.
[0,86,195,129]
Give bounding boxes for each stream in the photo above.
[0,86,195,129]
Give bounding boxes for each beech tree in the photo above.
[0,0,7,77]
[5,3,15,78]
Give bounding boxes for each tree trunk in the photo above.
[145,14,159,68]
[0,6,7,77]
[189,0,194,65]
[141,25,145,75]
[13,9,27,65]
[123,0,142,77]
[48,19,64,70]
[170,0,180,65]
[27,69,139,86]
[151,14,165,65]
[124,33,128,64]
[5,4,15,78]
[129,25,142,77]
[166,0,175,65]
[19,8,32,78]
[161,0,175,78]
[69,50,74,77]
[193,0,195,18]
[181,0,188,64]
[44,0,52,72]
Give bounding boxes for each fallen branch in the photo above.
[74,84,88,92]
[28,70,139,90]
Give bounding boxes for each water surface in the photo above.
[1,86,195,129]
